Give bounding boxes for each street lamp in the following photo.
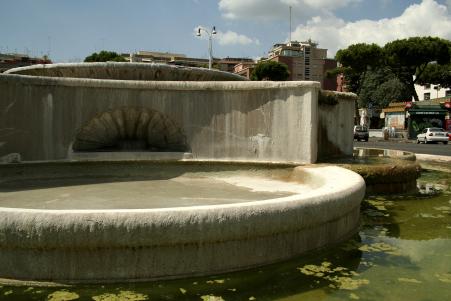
[196,26,217,69]
[434,84,441,99]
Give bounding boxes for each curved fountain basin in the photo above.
[322,148,421,194]
[0,161,365,283]
[4,62,246,81]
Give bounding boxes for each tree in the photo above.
[384,36,451,101]
[358,68,411,109]
[251,60,290,81]
[84,51,126,62]
[416,62,451,88]
[334,43,384,93]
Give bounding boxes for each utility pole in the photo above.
[289,6,292,43]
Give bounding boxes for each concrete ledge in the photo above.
[0,165,365,283]
[415,153,451,162]
[0,73,320,91]
[69,151,194,161]
[5,62,247,81]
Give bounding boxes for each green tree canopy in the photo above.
[334,43,384,93]
[251,60,290,81]
[334,37,451,105]
[384,36,451,101]
[359,68,411,109]
[84,51,126,62]
[416,62,451,88]
[335,43,384,74]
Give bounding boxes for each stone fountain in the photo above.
[0,62,364,283]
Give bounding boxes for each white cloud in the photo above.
[194,26,260,46]
[218,0,360,21]
[301,0,360,10]
[291,0,451,57]
[217,31,261,46]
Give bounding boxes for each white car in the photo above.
[416,127,448,144]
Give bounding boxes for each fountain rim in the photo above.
[0,72,322,91]
[4,61,247,80]
[0,163,363,213]
[0,163,365,251]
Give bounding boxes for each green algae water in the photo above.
[1,168,450,301]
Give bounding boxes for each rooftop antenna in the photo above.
[289,6,292,43]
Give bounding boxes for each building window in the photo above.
[446,90,451,97]
[424,84,431,89]
[424,92,431,100]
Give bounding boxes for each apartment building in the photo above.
[414,83,451,101]
[0,53,51,73]
[267,40,337,90]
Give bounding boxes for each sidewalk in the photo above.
[370,137,416,144]
[415,153,451,162]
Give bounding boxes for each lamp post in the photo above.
[196,26,217,69]
[434,84,440,99]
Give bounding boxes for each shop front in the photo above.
[407,101,450,139]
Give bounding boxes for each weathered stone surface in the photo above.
[318,90,357,160]
[0,66,322,163]
[4,62,246,81]
[0,63,363,283]
[0,153,21,163]
[72,107,187,152]
[0,164,365,282]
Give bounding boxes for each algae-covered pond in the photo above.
[1,167,450,301]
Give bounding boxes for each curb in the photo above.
[415,154,451,162]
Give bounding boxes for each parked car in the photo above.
[353,125,369,142]
[416,127,448,144]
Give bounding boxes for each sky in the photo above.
[1,0,451,62]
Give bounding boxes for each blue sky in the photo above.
[1,0,450,62]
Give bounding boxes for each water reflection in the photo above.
[353,148,414,160]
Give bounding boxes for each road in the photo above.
[354,138,451,157]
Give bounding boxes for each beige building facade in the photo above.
[268,40,330,85]
[233,41,337,90]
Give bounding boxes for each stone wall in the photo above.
[317,91,356,160]
[0,74,320,163]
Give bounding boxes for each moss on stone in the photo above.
[339,160,421,194]
[319,90,357,106]
[341,161,421,185]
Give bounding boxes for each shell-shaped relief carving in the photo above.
[72,107,187,152]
